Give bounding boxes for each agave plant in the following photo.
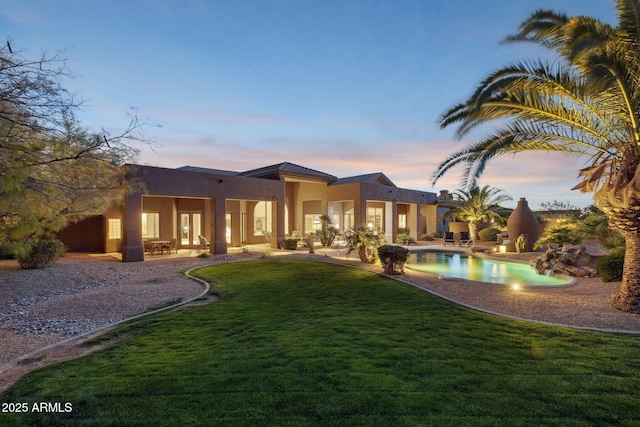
[433,1,640,312]
[343,226,385,264]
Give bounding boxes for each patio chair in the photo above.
[459,231,472,247]
[163,238,177,254]
[443,232,455,246]
[143,240,155,255]
[197,235,210,252]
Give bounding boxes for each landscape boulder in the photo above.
[532,245,598,278]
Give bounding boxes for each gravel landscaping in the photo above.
[0,252,257,366]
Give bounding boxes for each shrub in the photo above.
[395,232,415,245]
[344,226,385,264]
[315,215,338,247]
[378,245,410,275]
[0,241,16,259]
[16,239,66,269]
[283,239,298,250]
[595,252,625,282]
[478,227,501,241]
[420,233,438,241]
[535,225,582,249]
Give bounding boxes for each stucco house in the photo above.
[58,162,451,261]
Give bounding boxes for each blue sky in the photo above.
[1,0,617,208]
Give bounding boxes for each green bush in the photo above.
[535,225,582,249]
[595,252,625,282]
[378,245,410,275]
[0,241,16,259]
[395,232,415,245]
[16,239,66,269]
[283,239,298,250]
[420,233,438,241]
[344,226,385,264]
[478,228,501,241]
[315,215,338,247]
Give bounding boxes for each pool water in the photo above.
[406,251,569,286]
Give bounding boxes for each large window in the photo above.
[253,201,272,235]
[108,219,122,240]
[343,209,354,232]
[367,207,383,232]
[304,214,321,234]
[398,214,407,230]
[142,213,159,239]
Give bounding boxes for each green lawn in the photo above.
[1,259,640,426]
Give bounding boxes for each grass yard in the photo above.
[1,259,640,426]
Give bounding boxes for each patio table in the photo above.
[151,240,170,255]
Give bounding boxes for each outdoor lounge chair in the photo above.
[197,235,210,252]
[443,232,455,246]
[459,231,472,247]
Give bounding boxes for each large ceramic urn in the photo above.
[506,197,538,252]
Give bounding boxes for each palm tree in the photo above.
[440,185,512,240]
[432,0,640,312]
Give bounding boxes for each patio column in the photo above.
[122,192,144,262]
[274,197,284,249]
[414,203,421,240]
[390,200,398,243]
[212,197,227,254]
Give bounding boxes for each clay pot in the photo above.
[507,197,539,252]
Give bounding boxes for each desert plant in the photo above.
[515,235,527,253]
[439,185,511,240]
[315,215,338,247]
[304,234,315,254]
[579,210,625,254]
[596,252,625,282]
[343,226,385,264]
[378,245,410,275]
[534,226,582,249]
[15,239,66,269]
[283,239,298,250]
[395,231,415,245]
[478,227,501,242]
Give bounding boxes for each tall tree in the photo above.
[440,185,511,240]
[432,0,640,312]
[0,41,143,247]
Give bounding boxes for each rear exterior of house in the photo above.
[60,162,450,261]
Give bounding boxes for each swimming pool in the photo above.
[406,251,570,286]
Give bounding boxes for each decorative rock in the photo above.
[531,246,598,278]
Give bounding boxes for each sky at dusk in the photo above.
[1,0,618,209]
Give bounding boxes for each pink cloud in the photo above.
[136,136,595,209]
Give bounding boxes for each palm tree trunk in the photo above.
[604,200,640,313]
[613,231,640,313]
[469,221,482,241]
